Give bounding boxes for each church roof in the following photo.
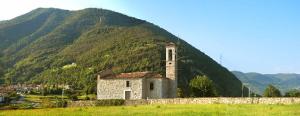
[99,71,163,79]
[116,72,162,78]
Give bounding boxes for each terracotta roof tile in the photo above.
[101,71,163,79]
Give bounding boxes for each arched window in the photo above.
[168,49,173,61]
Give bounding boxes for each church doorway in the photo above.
[125,91,131,100]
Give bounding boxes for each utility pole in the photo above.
[219,54,223,65]
[241,83,244,97]
[249,87,251,97]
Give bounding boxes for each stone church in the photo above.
[97,43,177,99]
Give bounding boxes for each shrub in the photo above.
[84,96,90,100]
[285,89,300,97]
[177,88,184,98]
[68,94,78,101]
[41,98,67,108]
[41,98,55,108]
[3,91,21,104]
[8,104,19,109]
[55,99,67,108]
[17,103,35,109]
[95,99,125,106]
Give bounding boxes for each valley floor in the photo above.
[1,104,300,116]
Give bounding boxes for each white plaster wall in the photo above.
[145,78,163,99]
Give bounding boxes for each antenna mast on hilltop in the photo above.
[99,17,102,24]
[219,54,223,65]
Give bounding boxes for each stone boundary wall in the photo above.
[68,101,96,107]
[143,97,300,105]
[68,98,300,107]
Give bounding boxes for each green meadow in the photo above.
[1,104,300,116]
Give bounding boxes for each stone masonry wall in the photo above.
[144,98,300,105]
[69,98,300,107]
[97,78,143,99]
[68,101,96,107]
[165,45,177,98]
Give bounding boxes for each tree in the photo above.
[263,84,281,97]
[285,89,300,97]
[189,75,218,97]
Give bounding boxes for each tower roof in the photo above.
[166,42,176,47]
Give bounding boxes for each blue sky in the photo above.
[1,0,300,74]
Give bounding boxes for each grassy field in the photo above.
[1,104,300,116]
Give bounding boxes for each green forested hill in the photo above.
[0,8,245,96]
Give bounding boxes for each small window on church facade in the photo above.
[168,49,173,61]
[150,82,154,90]
[126,81,130,87]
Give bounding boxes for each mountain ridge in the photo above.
[232,71,300,95]
[0,8,246,96]
[232,70,300,75]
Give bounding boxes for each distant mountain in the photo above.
[0,8,246,96]
[232,71,300,95]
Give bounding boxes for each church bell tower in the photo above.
[166,42,177,98]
